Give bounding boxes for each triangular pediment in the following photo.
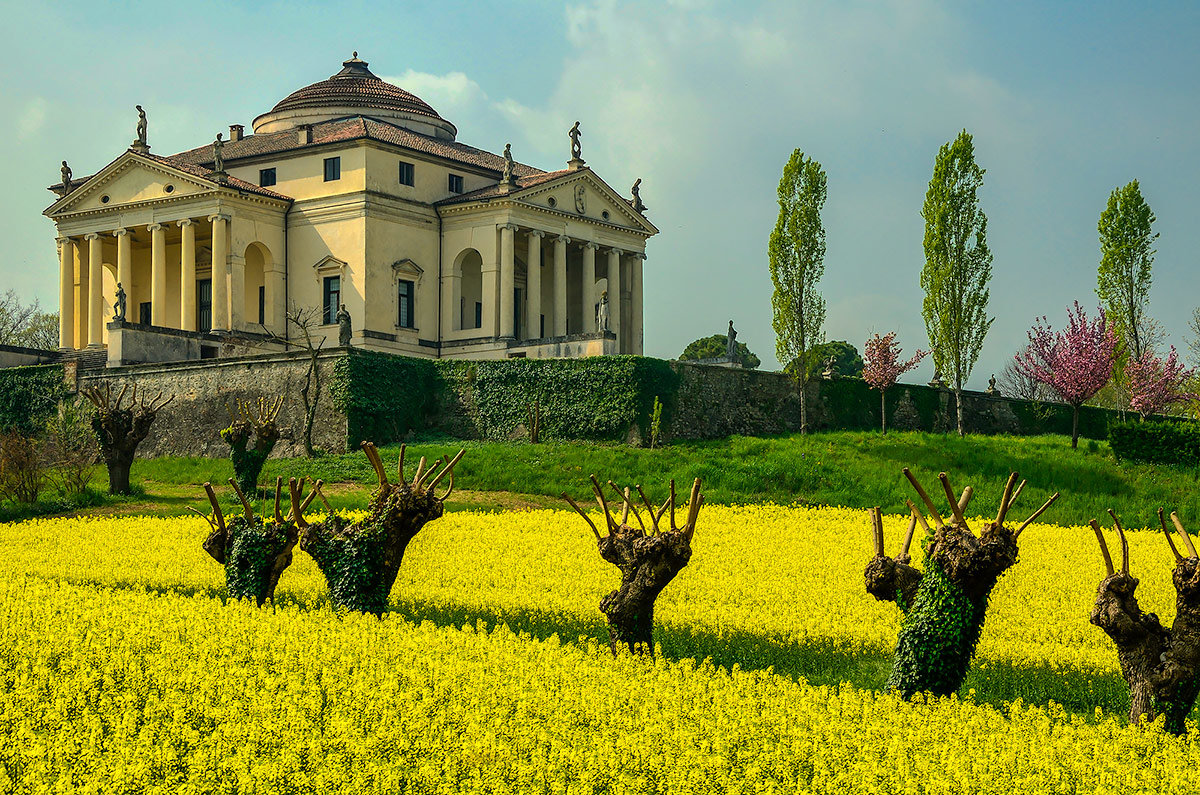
[45,151,219,218]
[516,169,658,235]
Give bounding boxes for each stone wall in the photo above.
[78,350,348,458]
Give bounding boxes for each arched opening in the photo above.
[455,248,483,331]
[244,242,271,328]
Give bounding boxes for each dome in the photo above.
[251,54,457,141]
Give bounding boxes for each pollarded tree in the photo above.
[1126,347,1196,419]
[769,149,827,434]
[920,130,994,437]
[1014,303,1120,449]
[563,476,703,654]
[865,469,1058,698]
[863,332,929,435]
[81,384,174,494]
[1097,180,1158,364]
[1089,509,1200,734]
[221,397,284,495]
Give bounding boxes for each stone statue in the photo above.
[928,370,946,389]
[60,161,72,189]
[569,121,583,161]
[596,291,609,332]
[726,320,737,360]
[212,133,225,173]
[134,105,148,149]
[822,355,837,380]
[987,374,999,396]
[574,183,586,215]
[337,304,352,346]
[631,178,646,213]
[113,283,127,322]
[501,143,514,184]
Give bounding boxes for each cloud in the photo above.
[384,70,489,117]
[16,98,48,140]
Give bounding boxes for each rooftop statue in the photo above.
[133,105,148,152]
[60,161,72,189]
[569,121,583,161]
[212,133,225,173]
[501,142,514,184]
[631,178,646,213]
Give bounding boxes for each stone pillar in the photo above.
[442,256,460,334]
[86,234,103,346]
[209,214,229,331]
[58,237,75,350]
[178,219,197,331]
[267,265,285,335]
[553,235,568,337]
[607,247,622,347]
[149,223,166,326]
[499,223,517,338]
[631,253,644,355]
[526,230,544,339]
[230,252,245,331]
[582,242,598,333]
[114,228,131,302]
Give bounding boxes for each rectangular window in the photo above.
[397,279,414,328]
[258,285,266,325]
[323,157,341,182]
[259,168,277,187]
[474,301,482,329]
[448,173,464,193]
[398,161,415,186]
[513,288,523,339]
[323,276,341,325]
[197,279,212,332]
[540,314,545,339]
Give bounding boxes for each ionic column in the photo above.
[582,242,599,333]
[499,223,517,338]
[86,233,103,346]
[553,235,568,336]
[209,214,229,331]
[58,237,75,349]
[149,223,166,326]
[607,247,622,346]
[526,230,544,339]
[631,253,645,355]
[178,220,197,331]
[114,228,131,301]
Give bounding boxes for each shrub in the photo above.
[0,364,66,435]
[44,398,98,498]
[1108,420,1200,467]
[0,432,48,504]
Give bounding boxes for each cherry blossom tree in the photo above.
[1126,347,1197,419]
[1014,303,1119,449]
[863,332,929,435]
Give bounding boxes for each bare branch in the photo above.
[996,472,1018,526]
[1015,492,1059,537]
[902,468,944,527]
[1090,519,1115,577]
[562,492,602,540]
[1159,508,1183,562]
[1170,512,1198,559]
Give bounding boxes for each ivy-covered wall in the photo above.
[0,364,66,434]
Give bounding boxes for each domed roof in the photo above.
[270,53,442,119]
[252,54,457,140]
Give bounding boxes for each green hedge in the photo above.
[1108,420,1200,467]
[330,351,439,447]
[0,364,66,435]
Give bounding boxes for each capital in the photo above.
[499,223,520,233]
[555,234,570,244]
[177,218,196,228]
[207,213,230,224]
[112,228,129,237]
[583,241,600,250]
[147,223,165,232]
[56,236,71,245]
[608,247,625,257]
[83,233,101,241]
[528,229,546,239]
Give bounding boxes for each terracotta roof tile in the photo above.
[434,169,574,206]
[140,152,293,201]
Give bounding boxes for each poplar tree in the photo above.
[1097,180,1157,363]
[920,130,993,436]
[769,149,826,434]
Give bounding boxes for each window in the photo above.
[540,314,545,338]
[139,302,152,326]
[197,279,212,332]
[323,276,340,325]
[397,279,414,328]
[323,157,341,182]
[258,286,266,325]
[398,161,414,186]
[259,168,276,187]
[474,301,482,329]
[448,173,464,193]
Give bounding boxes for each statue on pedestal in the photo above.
[597,291,610,332]
[212,133,225,174]
[569,121,583,161]
[337,304,352,347]
[987,374,1000,396]
[501,143,514,185]
[60,161,72,190]
[726,320,737,360]
[132,105,149,152]
[822,355,837,380]
[631,178,646,213]
[113,283,127,322]
[928,370,946,389]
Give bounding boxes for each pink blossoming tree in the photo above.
[1126,346,1197,419]
[863,332,929,435]
[1014,303,1119,449]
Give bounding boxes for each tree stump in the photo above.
[298,442,464,616]
[1090,509,1200,734]
[564,476,703,654]
[866,469,1058,698]
[197,476,310,605]
[221,397,283,495]
[81,384,174,495]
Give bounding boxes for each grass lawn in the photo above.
[8,429,1184,528]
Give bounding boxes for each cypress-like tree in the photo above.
[1097,179,1158,364]
[920,130,993,436]
[769,150,827,434]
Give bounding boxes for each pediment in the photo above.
[517,170,658,235]
[392,258,423,277]
[46,152,218,218]
[313,255,348,273]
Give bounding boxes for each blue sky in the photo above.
[3,0,1197,385]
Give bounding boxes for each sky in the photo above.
[2,0,1197,386]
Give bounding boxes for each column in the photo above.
[179,219,197,331]
[149,223,166,326]
[58,237,75,349]
[553,235,568,337]
[230,252,245,331]
[442,255,460,334]
[499,223,517,338]
[114,228,131,299]
[607,247,622,347]
[526,231,544,339]
[209,214,229,331]
[631,253,644,355]
[582,242,598,333]
[267,266,285,335]
[86,234,103,346]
